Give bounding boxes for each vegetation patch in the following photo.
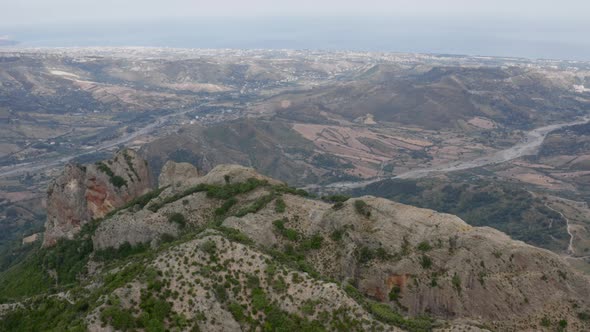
[95,242,150,261]
[273,218,302,241]
[321,195,351,203]
[234,193,274,217]
[369,302,433,332]
[168,212,187,228]
[215,197,238,216]
[122,150,140,180]
[148,178,268,212]
[96,161,128,189]
[354,200,371,217]
[354,178,570,251]
[274,197,287,213]
[420,255,433,269]
[356,246,389,264]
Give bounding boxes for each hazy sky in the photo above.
[2,0,589,25]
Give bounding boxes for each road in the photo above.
[308,115,590,191]
[0,104,207,178]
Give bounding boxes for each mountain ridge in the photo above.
[1,158,588,331]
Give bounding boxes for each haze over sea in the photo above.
[2,17,590,61]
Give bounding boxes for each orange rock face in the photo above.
[43,149,153,247]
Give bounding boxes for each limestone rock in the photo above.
[158,161,200,188]
[43,149,153,247]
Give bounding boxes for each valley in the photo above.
[2,48,590,266]
[0,46,590,331]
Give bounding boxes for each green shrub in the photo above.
[420,255,432,269]
[96,162,127,188]
[122,150,139,180]
[275,198,287,213]
[139,292,171,329]
[149,178,268,212]
[357,246,374,264]
[216,227,254,245]
[200,240,217,255]
[416,241,432,252]
[228,302,245,322]
[96,162,114,177]
[354,200,371,217]
[0,253,52,300]
[330,229,345,241]
[110,176,128,189]
[168,212,187,228]
[215,197,237,216]
[389,285,401,301]
[273,218,301,241]
[101,305,136,330]
[357,246,388,264]
[322,195,350,203]
[452,273,461,293]
[95,242,149,261]
[1,297,88,331]
[300,234,323,250]
[235,194,274,217]
[213,284,228,302]
[272,185,309,197]
[369,302,432,332]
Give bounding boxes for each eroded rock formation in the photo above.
[43,149,153,247]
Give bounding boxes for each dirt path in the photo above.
[544,203,575,254]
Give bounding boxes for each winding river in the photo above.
[310,115,590,190]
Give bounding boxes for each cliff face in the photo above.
[43,149,153,247]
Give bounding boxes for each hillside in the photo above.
[350,177,571,253]
[139,119,359,186]
[269,64,588,130]
[1,160,589,331]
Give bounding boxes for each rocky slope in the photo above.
[1,161,589,331]
[43,149,153,247]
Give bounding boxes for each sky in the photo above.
[2,0,589,24]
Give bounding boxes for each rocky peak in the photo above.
[43,149,153,247]
[158,161,200,188]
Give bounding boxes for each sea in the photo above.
[1,16,589,61]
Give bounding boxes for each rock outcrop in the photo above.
[158,161,200,188]
[89,165,590,331]
[43,149,153,247]
[92,164,282,250]
[24,164,589,331]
